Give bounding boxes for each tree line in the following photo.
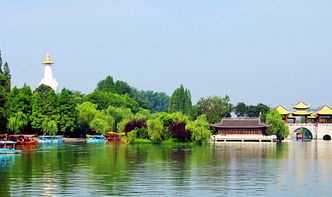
[0,52,289,142]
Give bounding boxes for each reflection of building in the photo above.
[212,118,276,142]
[39,53,58,91]
[276,101,332,140]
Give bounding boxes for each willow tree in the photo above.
[186,115,212,144]
[7,112,29,134]
[265,109,290,141]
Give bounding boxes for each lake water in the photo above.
[0,141,331,196]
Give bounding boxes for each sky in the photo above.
[1,0,332,108]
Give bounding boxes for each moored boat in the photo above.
[106,132,123,142]
[86,135,107,143]
[0,141,22,154]
[8,134,38,145]
[38,135,64,143]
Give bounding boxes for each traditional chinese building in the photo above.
[276,101,332,124]
[276,101,332,140]
[211,118,275,142]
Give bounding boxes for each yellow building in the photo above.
[276,101,332,124]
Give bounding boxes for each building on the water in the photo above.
[211,118,276,142]
[276,101,332,140]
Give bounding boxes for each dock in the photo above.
[211,134,277,143]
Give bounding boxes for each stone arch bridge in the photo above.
[287,123,332,140]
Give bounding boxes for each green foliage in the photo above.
[7,111,29,134]
[30,85,60,134]
[265,109,290,141]
[90,111,114,135]
[96,75,170,112]
[42,120,58,135]
[0,52,11,131]
[135,90,170,112]
[122,129,138,144]
[234,102,270,121]
[106,106,133,132]
[5,85,32,126]
[168,85,192,115]
[86,90,140,111]
[147,118,164,143]
[191,96,233,124]
[76,102,98,131]
[97,75,116,93]
[186,115,212,144]
[58,88,77,133]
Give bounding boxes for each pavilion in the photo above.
[276,101,332,124]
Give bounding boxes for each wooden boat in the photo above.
[0,141,22,154]
[106,132,123,142]
[8,134,38,145]
[86,135,107,143]
[38,135,64,143]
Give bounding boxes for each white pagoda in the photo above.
[39,53,58,91]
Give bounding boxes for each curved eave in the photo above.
[276,105,289,115]
[292,110,311,116]
[317,106,332,115]
[293,101,310,110]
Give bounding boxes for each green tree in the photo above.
[5,85,32,116]
[96,75,116,93]
[265,109,290,141]
[85,90,140,111]
[31,85,59,133]
[30,92,44,131]
[106,106,133,132]
[234,102,247,117]
[58,88,77,134]
[168,85,192,115]
[2,62,11,92]
[147,118,164,143]
[90,111,114,135]
[186,115,212,144]
[0,51,11,132]
[76,102,98,133]
[114,80,132,95]
[191,96,233,124]
[7,111,29,134]
[42,120,58,135]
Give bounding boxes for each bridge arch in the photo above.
[291,127,313,140]
[323,135,331,141]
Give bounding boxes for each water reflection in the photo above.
[0,142,331,196]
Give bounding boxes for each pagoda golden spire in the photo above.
[43,53,54,64]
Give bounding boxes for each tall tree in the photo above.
[96,75,116,93]
[31,85,59,134]
[3,62,11,92]
[191,96,233,124]
[168,85,192,115]
[0,51,11,131]
[58,88,77,134]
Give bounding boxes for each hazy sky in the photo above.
[1,0,332,108]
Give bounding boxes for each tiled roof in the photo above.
[212,118,270,129]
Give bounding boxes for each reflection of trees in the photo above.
[0,155,17,196]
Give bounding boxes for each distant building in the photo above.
[211,118,275,142]
[39,53,58,91]
[276,101,332,140]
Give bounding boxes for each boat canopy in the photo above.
[39,135,63,138]
[0,141,16,144]
[9,135,36,137]
[86,135,105,138]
